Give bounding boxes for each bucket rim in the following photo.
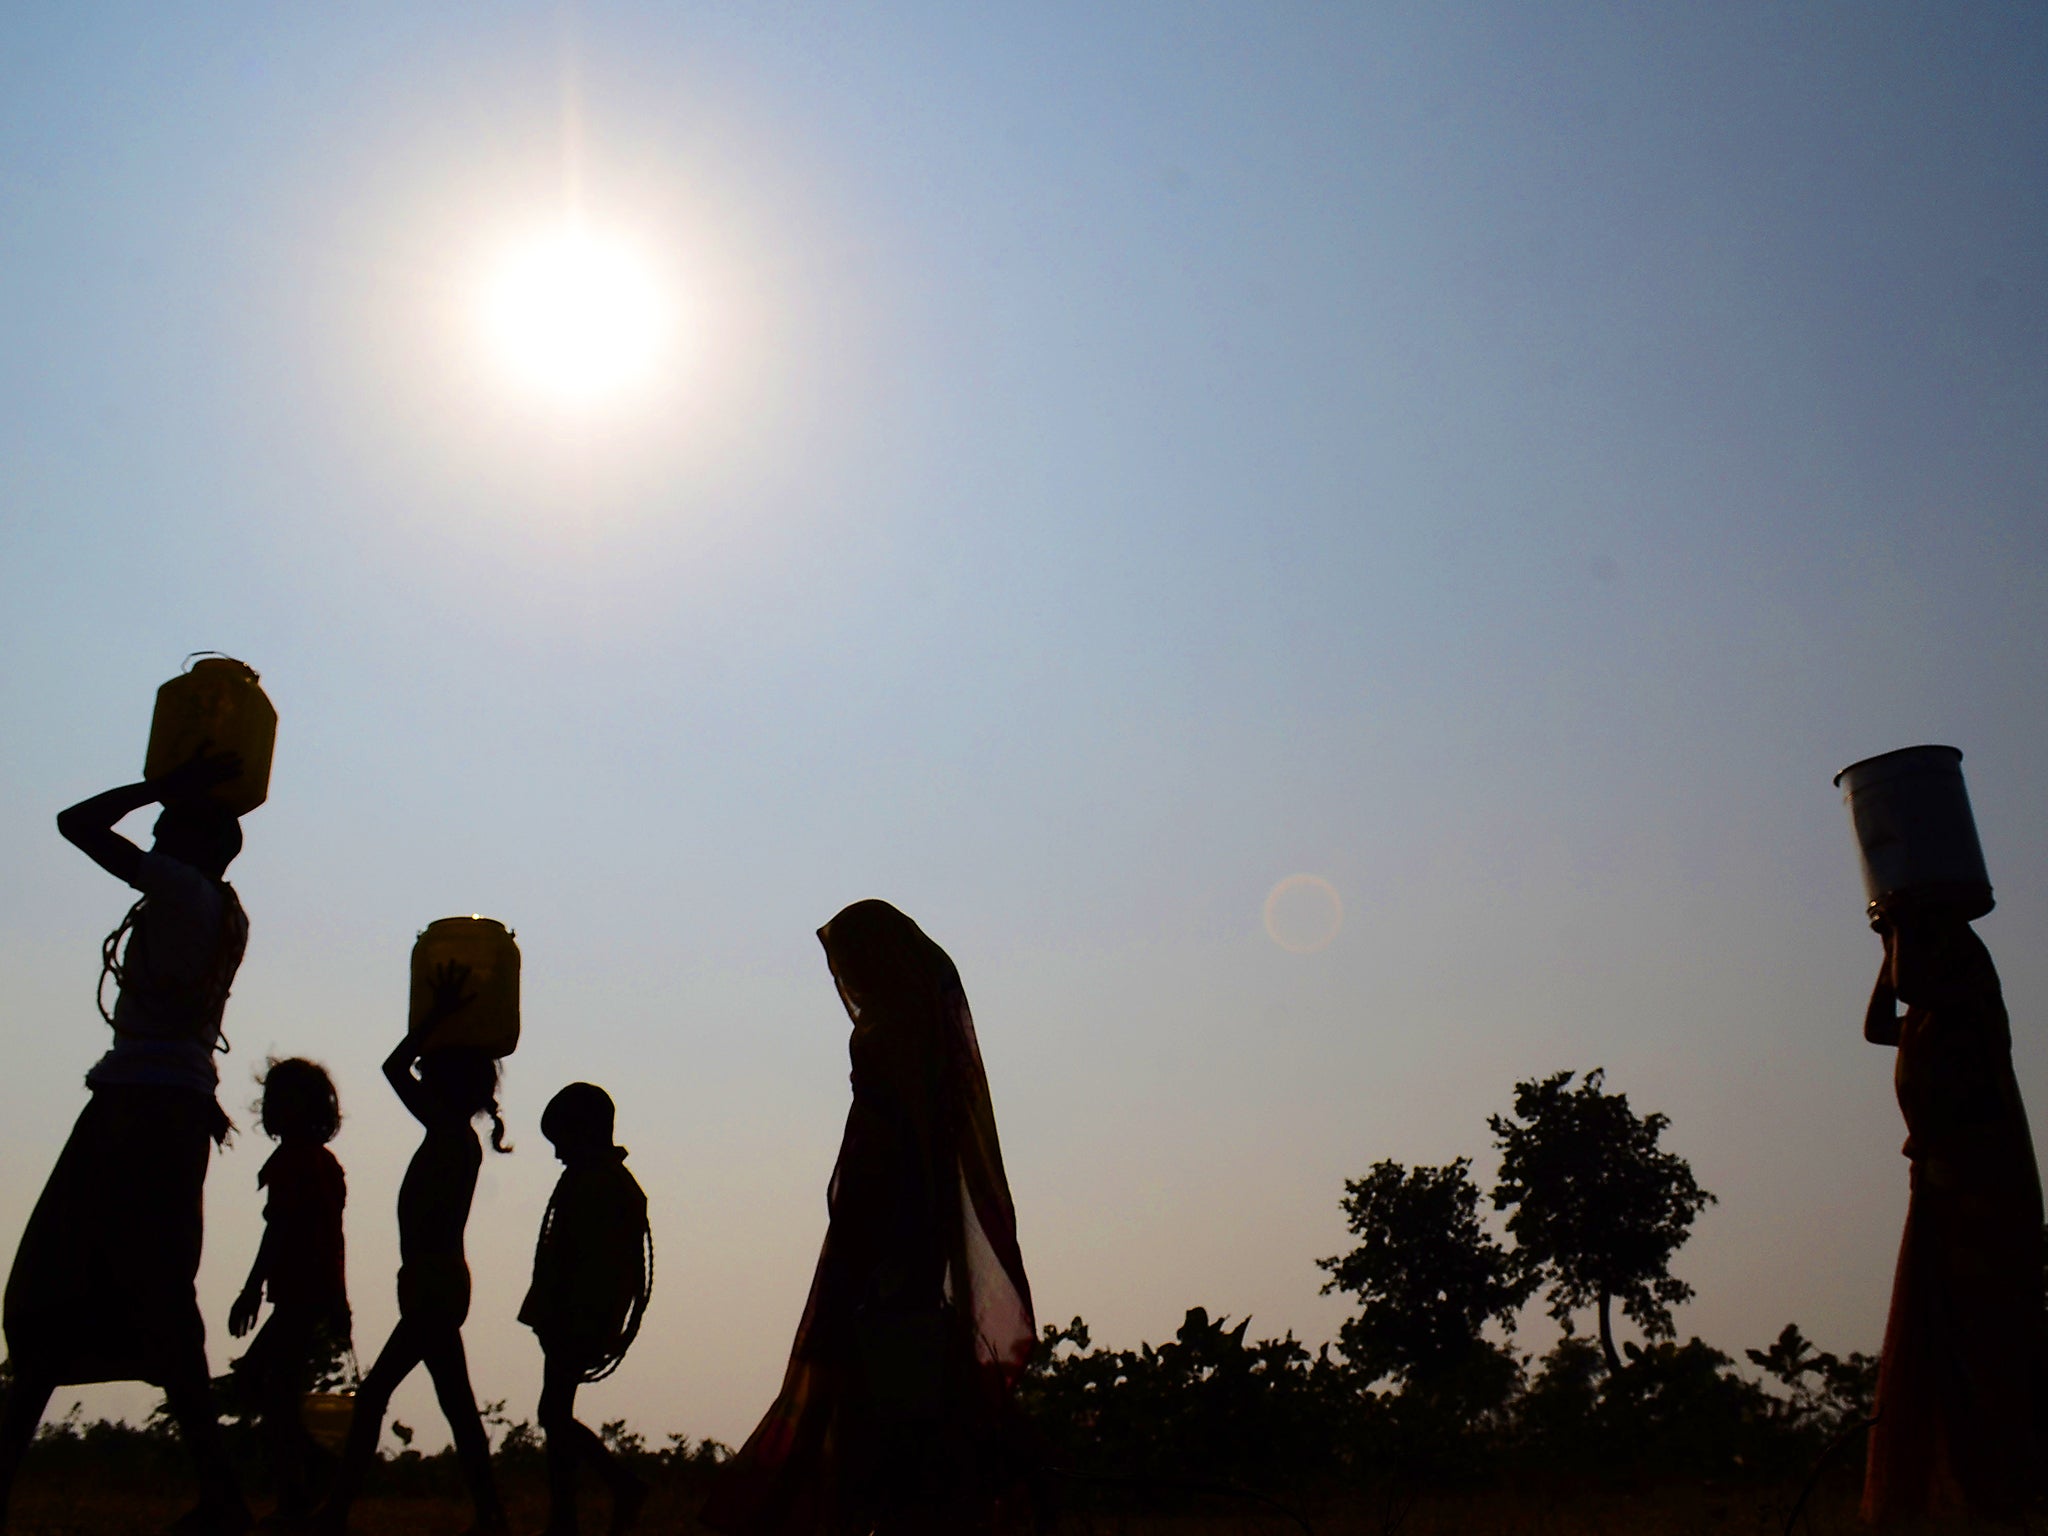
[1833,743,1963,789]
[415,915,516,941]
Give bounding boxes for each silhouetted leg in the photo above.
[537,1350,643,1535]
[255,1310,318,1516]
[537,1353,583,1535]
[322,1320,422,1528]
[150,1300,249,1534]
[0,1364,54,1525]
[419,1327,505,1532]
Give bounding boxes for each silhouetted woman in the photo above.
[702,899,1036,1536]
[1,752,252,1535]
[319,968,510,1536]
[1860,907,2047,1523]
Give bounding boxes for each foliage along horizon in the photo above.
[3,1069,1888,1502]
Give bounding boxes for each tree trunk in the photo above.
[1596,1289,1621,1375]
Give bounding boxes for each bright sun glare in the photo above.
[480,225,670,406]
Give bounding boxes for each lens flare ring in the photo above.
[1263,873,1343,954]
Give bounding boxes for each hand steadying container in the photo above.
[410,917,520,1056]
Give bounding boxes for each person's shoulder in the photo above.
[603,1161,649,1223]
[264,1138,334,1183]
[616,1162,649,1209]
[311,1143,346,1195]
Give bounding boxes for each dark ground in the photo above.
[1,1465,1934,1536]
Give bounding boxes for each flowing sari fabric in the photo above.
[1861,922,2047,1523]
[703,901,1035,1535]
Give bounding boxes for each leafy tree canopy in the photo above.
[1317,1157,1530,1403]
[1489,1068,1716,1373]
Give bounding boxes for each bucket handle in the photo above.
[180,651,260,681]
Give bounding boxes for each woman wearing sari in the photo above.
[1860,906,2047,1524]
[703,900,1037,1536]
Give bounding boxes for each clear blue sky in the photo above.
[2,4,2043,1445]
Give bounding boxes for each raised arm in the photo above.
[384,1032,435,1125]
[385,962,474,1125]
[56,750,240,884]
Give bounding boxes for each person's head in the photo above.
[817,899,959,1020]
[540,1082,616,1163]
[259,1057,341,1144]
[1883,904,1995,1012]
[152,801,243,878]
[417,1045,512,1153]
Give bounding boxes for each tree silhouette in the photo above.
[1489,1069,1716,1374]
[1317,1158,1529,1408]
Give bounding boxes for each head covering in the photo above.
[811,900,1035,1385]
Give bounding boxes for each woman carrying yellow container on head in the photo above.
[0,657,275,1536]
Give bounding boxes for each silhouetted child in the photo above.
[319,966,509,1536]
[520,1084,653,1536]
[229,1058,352,1526]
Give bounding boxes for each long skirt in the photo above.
[3,1085,224,1387]
[1861,1160,2047,1522]
[703,1306,1031,1536]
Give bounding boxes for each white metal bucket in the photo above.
[1834,744,1992,923]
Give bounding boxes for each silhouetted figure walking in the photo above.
[228,1058,351,1526]
[0,753,253,1534]
[521,1083,652,1536]
[703,900,1036,1536]
[1860,908,2047,1524]
[318,969,509,1536]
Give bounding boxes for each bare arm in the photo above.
[230,1226,278,1337]
[384,1031,437,1125]
[56,751,240,884]
[57,781,161,885]
[385,962,474,1126]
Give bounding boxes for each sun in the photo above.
[479,224,670,406]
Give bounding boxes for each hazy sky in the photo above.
[2,4,2044,1447]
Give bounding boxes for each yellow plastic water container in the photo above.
[410,917,521,1055]
[300,1392,354,1453]
[143,655,277,815]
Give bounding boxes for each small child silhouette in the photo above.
[228,1058,351,1525]
[520,1084,652,1536]
[319,964,510,1536]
